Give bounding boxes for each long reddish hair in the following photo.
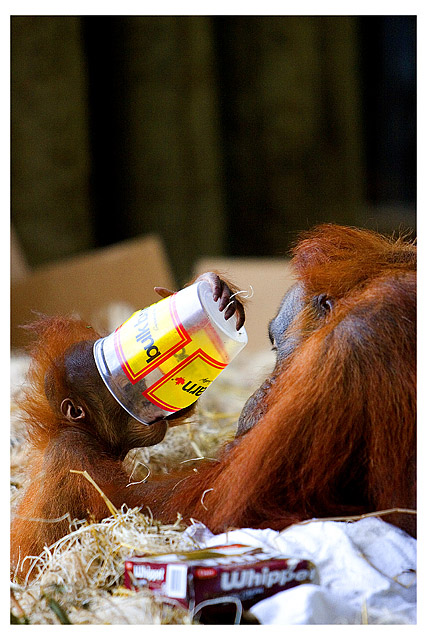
[11,225,416,576]
[17,315,101,450]
[147,225,416,535]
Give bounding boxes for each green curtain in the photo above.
[11,16,368,283]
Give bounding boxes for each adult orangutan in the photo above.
[11,224,416,579]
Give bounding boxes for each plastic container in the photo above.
[93,281,248,425]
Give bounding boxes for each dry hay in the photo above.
[10,508,196,624]
[10,345,274,625]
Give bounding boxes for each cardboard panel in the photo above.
[11,235,176,348]
[194,257,295,353]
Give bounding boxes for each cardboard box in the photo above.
[11,236,295,354]
[124,544,318,623]
[11,234,176,349]
[194,257,295,353]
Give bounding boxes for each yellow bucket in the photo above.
[93,281,248,425]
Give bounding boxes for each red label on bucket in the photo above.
[142,349,226,412]
[113,293,229,411]
[114,295,192,383]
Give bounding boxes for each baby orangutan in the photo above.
[11,225,416,581]
[10,272,244,577]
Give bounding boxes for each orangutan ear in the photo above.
[314,293,334,316]
[60,398,86,422]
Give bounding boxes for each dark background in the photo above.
[11,15,416,284]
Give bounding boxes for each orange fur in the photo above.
[10,317,136,575]
[141,226,416,534]
[16,315,100,448]
[11,225,416,580]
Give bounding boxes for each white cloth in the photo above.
[183,517,416,624]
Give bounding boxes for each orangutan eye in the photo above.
[268,324,277,351]
[314,294,334,316]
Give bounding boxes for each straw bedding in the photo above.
[10,345,274,624]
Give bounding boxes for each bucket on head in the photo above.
[93,280,248,425]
